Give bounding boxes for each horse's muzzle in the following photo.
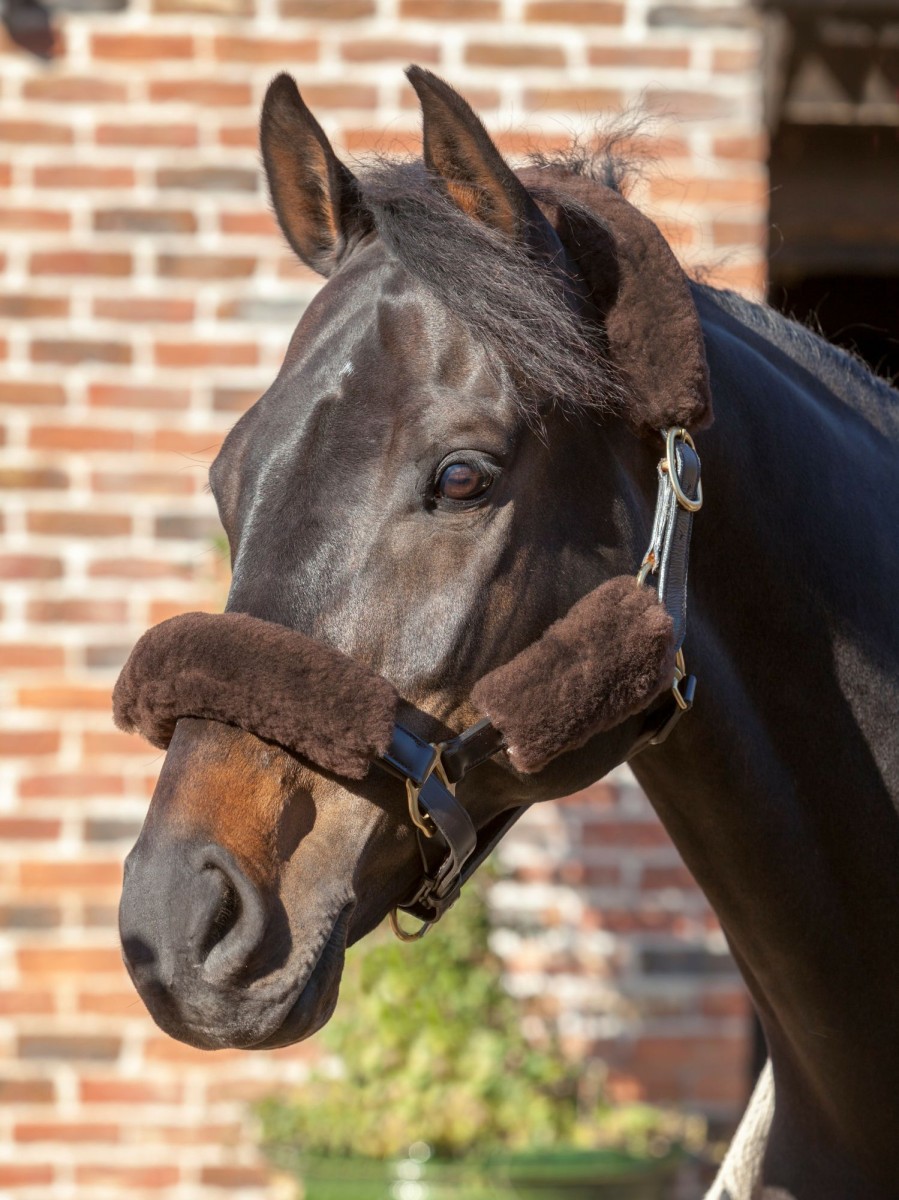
[119,833,347,1049]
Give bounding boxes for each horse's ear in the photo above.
[260,73,371,277]
[406,65,550,244]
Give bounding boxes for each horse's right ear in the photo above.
[260,74,371,277]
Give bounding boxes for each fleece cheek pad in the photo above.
[471,575,674,773]
[113,577,675,781]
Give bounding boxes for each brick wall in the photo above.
[0,1,765,1195]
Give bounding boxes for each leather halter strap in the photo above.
[382,430,702,939]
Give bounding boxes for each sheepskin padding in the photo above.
[112,611,400,780]
[472,576,675,774]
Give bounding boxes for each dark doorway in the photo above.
[768,123,899,384]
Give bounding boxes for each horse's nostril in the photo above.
[192,847,267,985]
[198,866,243,961]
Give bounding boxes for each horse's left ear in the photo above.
[406,65,560,258]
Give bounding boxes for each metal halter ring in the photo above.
[388,908,432,942]
[663,428,704,512]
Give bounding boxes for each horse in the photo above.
[116,68,899,1200]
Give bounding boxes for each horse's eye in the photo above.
[436,461,493,504]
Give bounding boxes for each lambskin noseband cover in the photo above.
[112,576,674,778]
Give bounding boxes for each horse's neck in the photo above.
[630,289,899,1195]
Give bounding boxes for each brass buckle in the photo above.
[672,647,690,711]
[662,427,703,512]
[405,745,455,838]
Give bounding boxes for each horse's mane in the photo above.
[697,284,899,440]
[356,150,630,425]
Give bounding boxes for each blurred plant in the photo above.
[257,880,704,1164]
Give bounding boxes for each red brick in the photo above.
[341,39,441,63]
[0,644,65,670]
[23,77,127,103]
[88,556,192,580]
[212,386,261,412]
[77,991,149,1016]
[87,382,191,410]
[0,990,55,1015]
[588,45,690,67]
[157,166,257,192]
[0,121,73,144]
[0,1166,54,1186]
[151,429,224,455]
[96,124,198,148]
[91,33,194,59]
[152,0,252,12]
[18,1035,121,1062]
[526,1,623,20]
[154,341,258,368]
[219,210,280,237]
[76,1165,180,1187]
[29,425,133,451]
[0,293,69,318]
[200,1166,269,1187]
[712,219,765,246]
[27,596,129,621]
[0,555,63,580]
[583,820,671,847]
[298,84,378,109]
[31,339,131,366]
[93,209,197,235]
[525,87,622,110]
[18,773,125,799]
[31,250,131,277]
[144,1037,244,1064]
[0,208,70,232]
[713,46,760,73]
[0,1078,55,1103]
[82,730,148,756]
[466,43,565,67]
[18,686,111,711]
[34,164,135,188]
[0,162,10,186]
[713,134,768,161]
[648,175,768,205]
[157,253,256,280]
[19,863,122,890]
[280,0,373,14]
[91,470,194,495]
[80,1079,182,1104]
[92,296,194,322]
[400,85,499,111]
[15,1121,120,1143]
[214,35,318,62]
[491,128,583,156]
[642,865,696,889]
[645,88,737,119]
[399,0,498,14]
[0,380,65,406]
[0,818,61,840]
[149,80,252,106]
[218,126,257,148]
[0,731,60,756]
[341,128,422,155]
[18,947,124,976]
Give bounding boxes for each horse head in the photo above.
[118,68,709,1051]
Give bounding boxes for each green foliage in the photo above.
[258,882,703,1163]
